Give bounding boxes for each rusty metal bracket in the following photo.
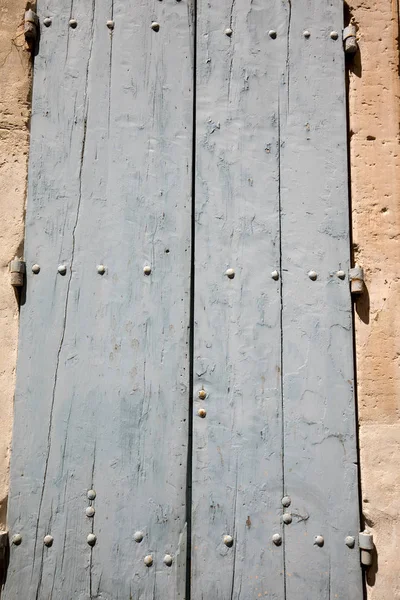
[343,24,358,54]
[349,264,364,295]
[359,531,374,566]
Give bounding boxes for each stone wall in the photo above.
[0,0,398,596]
[0,0,31,530]
[348,0,400,596]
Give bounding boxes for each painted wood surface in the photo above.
[191,1,287,598]
[192,0,363,599]
[279,1,363,597]
[4,0,193,598]
[5,0,363,598]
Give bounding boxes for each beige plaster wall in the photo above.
[0,0,399,597]
[0,1,31,529]
[348,0,400,596]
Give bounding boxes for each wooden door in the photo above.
[4,1,363,599]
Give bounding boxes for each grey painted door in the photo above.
[4,1,193,598]
[4,0,363,599]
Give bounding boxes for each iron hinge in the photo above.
[9,258,25,288]
[349,264,365,296]
[24,9,39,49]
[343,24,358,54]
[359,531,374,566]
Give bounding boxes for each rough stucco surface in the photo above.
[0,0,399,596]
[0,1,31,530]
[348,0,400,596]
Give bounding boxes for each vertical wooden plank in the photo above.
[192,1,287,598]
[3,2,95,597]
[279,0,363,598]
[4,0,194,598]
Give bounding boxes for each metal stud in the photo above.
[87,489,96,500]
[314,535,324,547]
[151,22,160,32]
[224,28,233,37]
[87,533,97,546]
[32,264,40,274]
[337,270,346,280]
[282,513,292,525]
[303,30,311,38]
[271,270,279,280]
[225,268,235,279]
[86,506,95,518]
[144,555,153,567]
[281,496,291,507]
[223,535,233,547]
[198,408,207,418]
[143,265,152,275]
[330,31,339,40]
[106,20,114,30]
[43,17,52,27]
[164,554,173,566]
[198,389,207,400]
[44,535,54,547]
[272,533,282,546]
[308,270,317,281]
[345,535,355,548]
[58,265,67,276]
[12,534,22,546]
[97,265,106,275]
[69,19,78,28]
[268,30,277,39]
[134,531,144,543]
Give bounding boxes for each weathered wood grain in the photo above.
[191,1,287,598]
[4,0,193,597]
[279,0,363,597]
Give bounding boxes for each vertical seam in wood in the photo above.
[277,94,287,600]
[186,0,197,598]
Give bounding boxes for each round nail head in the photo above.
[12,534,22,546]
[44,535,54,547]
[87,489,96,500]
[43,17,52,27]
[87,534,97,546]
[330,31,339,40]
[271,270,279,280]
[225,28,233,36]
[151,22,160,32]
[224,535,233,547]
[32,264,40,274]
[134,531,144,543]
[282,513,292,525]
[97,265,106,275]
[143,265,152,275]
[337,270,346,280]
[272,533,282,546]
[58,265,67,275]
[345,535,355,548]
[303,30,311,38]
[198,408,207,418]
[198,389,207,400]
[164,554,173,566]
[144,555,153,567]
[225,268,235,279]
[107,20,114,30]
[314,535,324,547]
[308,270,318,281]
[281,496,291,507]
[86,506,95,517]
[269,30,277,39]
[69,19,78,28]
